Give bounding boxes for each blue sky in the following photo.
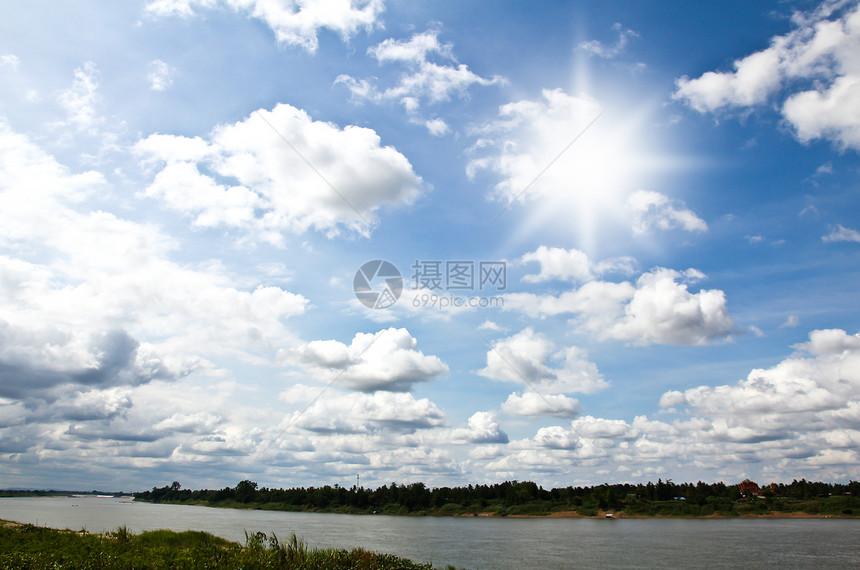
[1,0,859,491]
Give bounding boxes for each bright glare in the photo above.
[488,89,671,255]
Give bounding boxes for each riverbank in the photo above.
[134,479,860,520]
[0,519,449,569]
[133,497,860,519]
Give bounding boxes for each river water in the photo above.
[2,496,860,569]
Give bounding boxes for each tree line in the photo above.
[134,479,860,517]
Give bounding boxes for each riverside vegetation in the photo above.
[0,521,445,569]
[135,479,860,517]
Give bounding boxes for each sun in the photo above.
[485,88,675,256]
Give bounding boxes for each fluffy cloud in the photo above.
[477,328,608,394]
[286,390,445,433]
[627,189,707,235]
[506,267,733,346]
[520,245,637,283]
[336,29,502,133]
[448,411,509,444]
[823,224,860,243]
[145,0,384,52]
[56,62,101,132]
[290,327,449,392]
[147,59,174,91]
[659,328,860,449]
[0,123,307,407]
[468,88,604,202]
[135,103,423,242]
[469,331,860,482]
[674,1,860,150]
[501,392,580,418]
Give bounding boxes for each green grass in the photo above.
[0,521,452,569]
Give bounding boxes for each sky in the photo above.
[0,0,859,492]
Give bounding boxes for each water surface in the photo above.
[2,497,859,569]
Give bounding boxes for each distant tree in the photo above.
[235,480,258,504]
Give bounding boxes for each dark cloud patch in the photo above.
[0,324,178,400]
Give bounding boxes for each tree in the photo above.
[235,480,258,503]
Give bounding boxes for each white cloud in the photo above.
[0,54,20,70]
[286,390,445,433]
[135,103,423,242]
[0,123,307,403]
[147,59,174,91]
[520,245,637,284]
[424,118,450,136]
[336,29,502,119]
[506,267,733,346]
[627,189,707,235]
[823,224,860,242]
[290,327,449,392]
[522,246,592,283]
[369,29,453,63]
[674,1,860,150]
[477,328,609,394]
[661,328,860,444]
[145,0,384,52]
[571,415,637,440]
[501,391,580,418]
[56,62,101,132]
[579,22,639,59]
[781,314,800,328]
[476,320,505,332]
[468,88,605,202]
[448,411,508,444]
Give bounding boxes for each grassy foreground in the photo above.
[0,521,447,569]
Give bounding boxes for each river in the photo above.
[2,497,860,568]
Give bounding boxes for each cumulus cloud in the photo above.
[469,326,860,481]
[287,390,445,433]
[477,328,608,394]
[290,328,448,392]
[448,411,509,444]
[506,267,733,346]
[0,123,307,408]
[144,0,384,52]
[424,118,450,136]
[0,325,175,399]
[135,103,423,242]
[627,189,707,235]
[674,1,860,150]
[661,328,860,446]
[501,392,581,418]
[520,245,637,283]
[822,224,860,242]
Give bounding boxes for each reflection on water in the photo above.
[2,497,860,569]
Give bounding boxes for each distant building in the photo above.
[738,480,761,496]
